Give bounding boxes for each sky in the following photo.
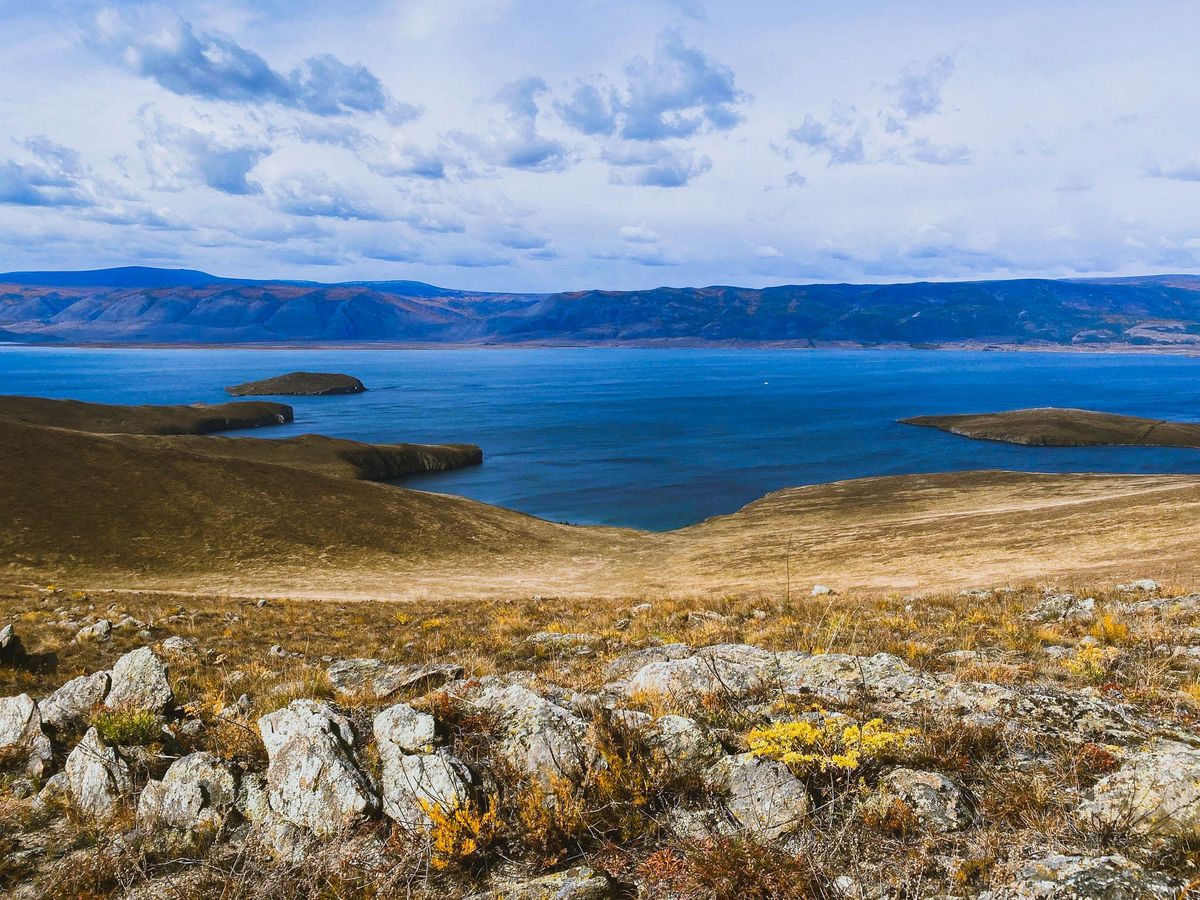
[1,0,1199,291]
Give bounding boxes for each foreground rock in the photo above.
[138,752,238,833]
[65,727,132,820]
[374,702,474,831]
[105,647,173,713]
[478,867,616,900]
[882,767,976,833]
[0,623,27,666]
[258,700,378,835]
[327,658,463,700]
[1079,742,1200,837]
[38,670,110,731]
[0,694,52,776]
[712,753,810,839]
[226,372,366,397]
[987,853,1182,899]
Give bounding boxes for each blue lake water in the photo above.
[2,347,1199,531]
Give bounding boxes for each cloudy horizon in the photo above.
[1,0,1198,291]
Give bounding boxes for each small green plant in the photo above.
[747,710,915,775]
[93,707,162,746]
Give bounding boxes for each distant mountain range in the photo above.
[5,266,1200,346]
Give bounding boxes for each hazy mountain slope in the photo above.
[4,268,1200,345]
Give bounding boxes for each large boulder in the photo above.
[1079,743,1200,838]
[374,702,473,831]
[0,693,52,776]
[986,853,1181,900]
[775,652,943,709]
[460,677,592,790]
[137,752,238,833]
[476,867,616,900]
[65,727,132,820]
[39,671,111,732]
[881,767,976,833]
[105,647,173,713]
[616,644,773,702]
[604,643,692,682]
[326,658,463,700]
[644,715,722,772]
[710,753,810,840]
[258,700,377,836]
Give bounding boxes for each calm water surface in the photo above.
[2,347,1198,530]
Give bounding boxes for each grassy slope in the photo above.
[3,416,1200,598]
[0,395,293,434]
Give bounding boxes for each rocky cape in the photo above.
[6,267,1200,347]
[901,407,1200,448]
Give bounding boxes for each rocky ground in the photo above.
[2,581,1200,899]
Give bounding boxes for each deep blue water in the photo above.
[2,347,1199,531]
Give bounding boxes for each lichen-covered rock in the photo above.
[0,624,26,666]
[776,651,945,712]
[525,631,603,655]
[461,677,592,789]
[379,752,472,831]
[881,767,976,833]
[258,700,377,836]
[75,620,113,642]
[988,853,1181,899]
[644,715,722,771]
[711,753,809,840]
[1026,593,1096,623]
[106,647,172,713]
[374,702,437,755]
[326,658,463,699]
[39,671,110,731]
[137,752,238,833]
[603,643,692,683]
[618,645,770,701]
[0,693,52,776]
[1079,742,1200,838]
[160,636,198,657]
[65,727,132,820]
[477,867,616,900]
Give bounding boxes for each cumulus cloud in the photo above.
[892,55,956,120]
[556,81,618,136]
[138,110,270,195]
[604,144,711,187]
[908,138,970,166]
[0,137,92,207]
[90,8,418,120]
[787,114,865,165]
[457,76,570,171]
[558,31,745,143]
[619,223,660,243]
[1145,160,1200,181]
[266,173,390,220]
[367,142,449,180]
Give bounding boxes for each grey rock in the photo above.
[0,624,26,666]
[477,867,616,900]
[990,853,1181,899]
[1117,579,1161,592]
[618,644,770,701]
[65,727,132,820]
[460,676,592,789]
[137,752,237,833]
[39,671,110,731]
[1027,594,1095,623]
[603,643,691,682]
[378,751,472,831]
[881,767,976,833]
[373,702,437,754]
[525,631,603,655]
[1079,742,1200,838]
[644,714,722,771]
[105,647,173,713]
[776,651,942,710]
[711,752,809,840]
[258,700,377,836]
[811,584,835,596]
[0,693,52,777]
[75,619,113,642]
[326,658,463,700]
[160,636,198,657]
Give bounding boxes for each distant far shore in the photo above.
[5,339,1200,355]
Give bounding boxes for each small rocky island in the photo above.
[226,371,367,397]
[901,406,1200,448]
